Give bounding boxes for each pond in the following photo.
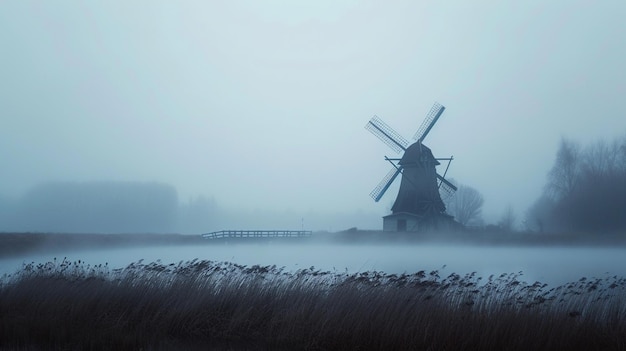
[3,243,626,286]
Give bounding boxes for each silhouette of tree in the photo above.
[532,134,626,233]
[498,205,516,232]
[445,182,484,226]
[177,195,217,233]
[524,195,556,233]
[546,138,580,200]
[14,181,178,233]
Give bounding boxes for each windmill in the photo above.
[365,102,458,231]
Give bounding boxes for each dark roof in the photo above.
[383,211,455,220]
[400,142,440,166]
[383,212,423,219]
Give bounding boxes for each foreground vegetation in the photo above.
[1,259,625,350]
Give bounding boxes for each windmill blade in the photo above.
[413,102,445,143]
[437,173,458,191]
[437,173,457,201]
[439,181,456,201]
[437,173,458,202]
[365,116,409,153]
[370,166,403,202]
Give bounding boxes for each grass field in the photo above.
[1,256,625,350]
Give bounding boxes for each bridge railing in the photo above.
[201,230,313,240]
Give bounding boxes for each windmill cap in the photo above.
[399,142,440,166]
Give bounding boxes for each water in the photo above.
[2,243,626,286]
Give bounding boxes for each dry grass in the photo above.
[1,258,625,350]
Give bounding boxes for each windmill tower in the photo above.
[366,102,458,232]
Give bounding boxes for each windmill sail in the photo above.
[437,174,457,200]
[366,116,409,153]
[370,167,402,202]
[414,102,445,142]
[437,173,458,191]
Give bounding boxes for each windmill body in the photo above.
[366,102,459,232]
[391,143,445,215]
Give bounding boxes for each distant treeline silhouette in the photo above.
[526,134,626,233]
[1,181,178,233]
[0,181,380,234]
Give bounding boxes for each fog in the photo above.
[3,243,626,287]
[1,1,626,231]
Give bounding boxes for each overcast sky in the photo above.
[1,1,625,228]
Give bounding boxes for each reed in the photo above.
[1,258,625,350]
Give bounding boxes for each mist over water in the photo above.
[3,244,626,287]
[1,3,625,306]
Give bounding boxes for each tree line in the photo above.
[0,181,180,233]
[526,134,626,234]
[0,181,379,234]
[444,133,626,234]
[0,182,236,234]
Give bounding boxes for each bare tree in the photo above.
[498,205,516,232]
[581,138,626,178]
[524,195,555,233]
[533,133,626,233]
[177,195,218,234]
[546,138,580,200]
[609,134,624,171]
[445,182,484,226]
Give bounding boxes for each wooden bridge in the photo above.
[201,230,313,240]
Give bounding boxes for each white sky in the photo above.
[1,1,625,226]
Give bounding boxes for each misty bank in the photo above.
[3,229,626,259]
